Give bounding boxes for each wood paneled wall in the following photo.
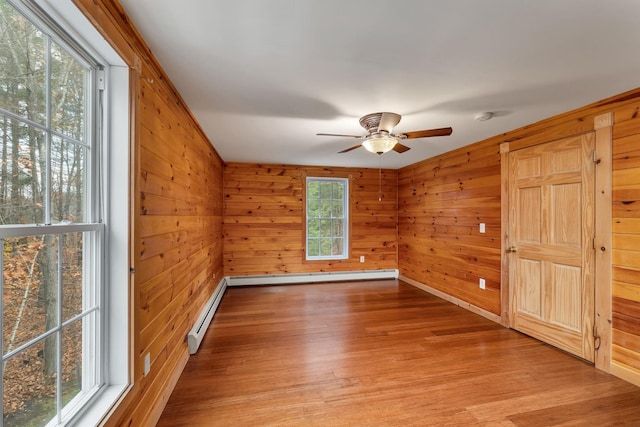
[133,73,223,426]
[73,1,224,426]
[73,0,640,420]
[224,163,397,276]
[611,102,640,380]
[399,88,640,384]
[398,141,503,315]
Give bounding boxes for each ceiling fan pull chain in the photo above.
[378,155,383,202]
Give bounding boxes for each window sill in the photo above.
[70,384,130,427]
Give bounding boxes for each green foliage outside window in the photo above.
[306,178,347,259]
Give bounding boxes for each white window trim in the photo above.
[23,1,131,425]
[305,177,349,261]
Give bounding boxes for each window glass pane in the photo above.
[319,181,331,199]
[319,200,331,218]
[307,181,319,199]
[3,234,59,352]
[332,182,344,199]
[307,238,319,257]
[1,1,105,424]
[332,238,343,256]
[320,219,332,237]
[3,339,56,426]
[331,202,343,218]
[319,237,332,256]
[62,320,83,407]
[307,199,319,218]
[51,137,85,223]
[50,41,86,142]
[0,117,46,225]
[62,232,83,322]
[308,219,319,237]
[333,219,343,236]
[0,3,47,125]
[306,178,348,259]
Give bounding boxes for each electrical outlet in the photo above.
[479,223,486,233]
[479,278,486,290]
[360,255,365,263]
[144,353,151,376]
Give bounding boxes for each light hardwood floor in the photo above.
[157,280,640,426]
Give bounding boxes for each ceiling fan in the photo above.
[317,112,452,155]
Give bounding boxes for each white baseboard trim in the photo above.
[400,275,502,324]
[227,269,399,287]
[187,277,228,355]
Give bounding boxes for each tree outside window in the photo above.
[1,1,102,425]
[306,177,348,260]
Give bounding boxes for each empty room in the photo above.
[1,0,639,426]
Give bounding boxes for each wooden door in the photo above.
[508,133,595,362]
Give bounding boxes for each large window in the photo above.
[0,1,128,425]
[306,177,349,260]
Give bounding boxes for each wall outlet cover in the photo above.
[144,353,151,376]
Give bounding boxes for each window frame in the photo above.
[305,176,350,261]
[0,0,130,425]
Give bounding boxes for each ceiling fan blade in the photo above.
[400,127,453,139]
[392,142,411,153]
[317,133,363,139]
[338,143,363,153]
[377,112,401,133]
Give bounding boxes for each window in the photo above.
[306,177,349,260]
[0,0,129,425]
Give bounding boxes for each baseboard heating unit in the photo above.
[227,269,398,287]
[187,277,228,354]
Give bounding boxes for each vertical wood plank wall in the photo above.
[224,163,397,276]
[72,1,224,426]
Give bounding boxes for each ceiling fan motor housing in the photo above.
[359,112,401,133]
[359,112,384,131]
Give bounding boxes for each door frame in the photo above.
[500,113,613,371]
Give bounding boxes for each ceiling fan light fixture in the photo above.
[362,134,397,154]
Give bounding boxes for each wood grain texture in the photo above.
[128,71,224,427]
[157,280,640,426]
[223,163,398,276]
[508,134,595,362]
[71,0,640,419]
[72,1,225,426]
[611,101,640,379]
[398,140,503,315]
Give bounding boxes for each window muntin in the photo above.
[0,0,103,425]
[306,177,349,260]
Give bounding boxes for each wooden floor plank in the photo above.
[157,280,640,426]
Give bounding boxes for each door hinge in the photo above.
[593,237,596,250]
[593,324,601,350]
[593,150,601,164]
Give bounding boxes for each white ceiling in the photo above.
[118,0,640,169]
